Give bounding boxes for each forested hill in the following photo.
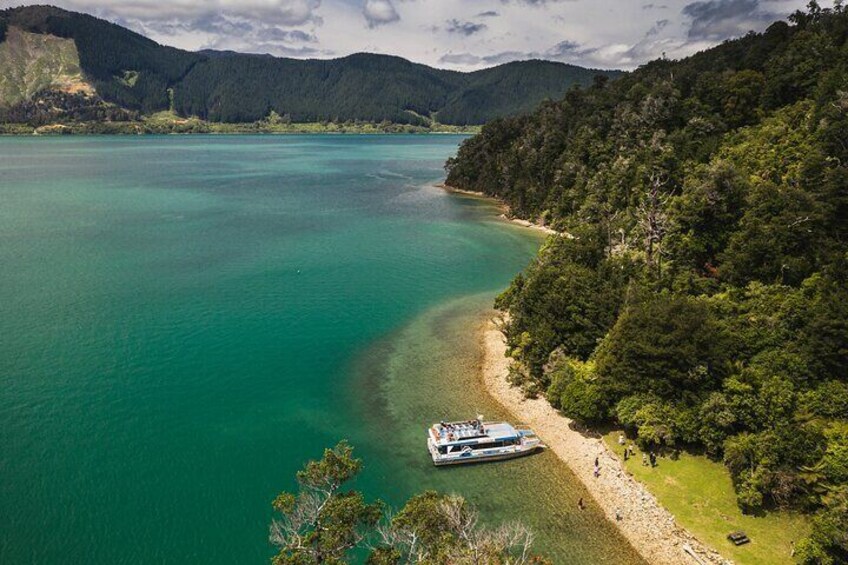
[0,5,620,125]
[448,3,848,563]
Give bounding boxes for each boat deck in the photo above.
[430,420,518,445]
[427,419,544,466]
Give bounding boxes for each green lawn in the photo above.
[602,431,810,565]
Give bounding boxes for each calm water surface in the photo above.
[0,135,643,564]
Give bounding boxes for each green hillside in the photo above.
[439,60,606,125]
[0,25,88,105]
[0,5,620,126]
[171,52,463,124]
[447,3,848,564]
[1,5,201,113]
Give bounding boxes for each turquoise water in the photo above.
[0,135,643,564]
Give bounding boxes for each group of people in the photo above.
[438,419,484,442]
[643,451,658,467]
[580,436,664,517]
[617,433,658,467]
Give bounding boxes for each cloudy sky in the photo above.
[2,0,812,70]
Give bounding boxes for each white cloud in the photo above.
[34,0,322,25]
[362,0,400,28]
[0,0,811,70]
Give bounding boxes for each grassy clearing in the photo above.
[602,431,810,565]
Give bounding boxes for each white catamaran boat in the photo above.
[427,417,544,466]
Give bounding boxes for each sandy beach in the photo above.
[479,316,732,565]
[437,183,560,236]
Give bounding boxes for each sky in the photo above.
[2,0,813,70]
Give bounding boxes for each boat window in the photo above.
[441,439,519,454]
[471,440,505,450]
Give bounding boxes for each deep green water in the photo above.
[0,135,643,564]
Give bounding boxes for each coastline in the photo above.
[479,315,731,565]
[437,183,560,236]
[0,122,480,136]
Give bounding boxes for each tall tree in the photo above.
[269,442,383,565]
[270,444,545,564]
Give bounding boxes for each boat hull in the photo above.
[429,443,542,466]
[432,448,540,466]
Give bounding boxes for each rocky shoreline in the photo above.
[479,316,732,565]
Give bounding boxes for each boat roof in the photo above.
[483,422,520,440]
[430,421,520,445]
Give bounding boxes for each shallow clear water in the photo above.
[0,135,643,564]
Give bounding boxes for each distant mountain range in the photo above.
[0,5,622,127]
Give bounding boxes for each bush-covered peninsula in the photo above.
[446,3,848,563]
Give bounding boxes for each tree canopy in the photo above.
[270,442,546,565]
[446,3,848,562]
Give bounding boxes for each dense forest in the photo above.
[446,3,848,563]
[0,5,619,125]
[173,55,604,125]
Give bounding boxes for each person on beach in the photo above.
[615,508,622,521]
[629,443,636,457]
[642,453,648,466]
[594,456,599,467]
[578,497,585,510]
[624,447,629,461]
[618,434,625,446]
[593,464,600,478]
